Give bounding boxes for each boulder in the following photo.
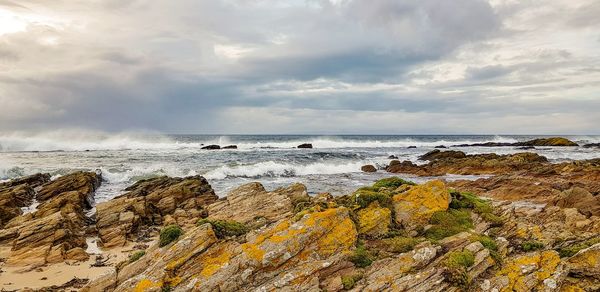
[361,165,377,173]
[96,175,218,247]
[356,202,391,238]
[567,243,600,279]
[36,171,101,202]
[297,143,313,148]
[222,145,237,149]
[207,182,309,224]
[392,180,450,228]
[418,149,467,161]
[201,144,221,150]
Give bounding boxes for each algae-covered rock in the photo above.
[392,180,450,229]
[357,202,391,238]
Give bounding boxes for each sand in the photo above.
[0,237,137,290]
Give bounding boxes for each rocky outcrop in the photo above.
[567,243,600,279]
[356,202,391,238]
[96,175,218,248]
[392,180,450,229]
[0,173,51,227]
[1,171,101,266]
[207,182,309,225]
[86,207,357,291]
[455,137,578,147]
[361,165,377,172]
[418,149,467,161]
[201,144,221,150]
[297,143,313,148]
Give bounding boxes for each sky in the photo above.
[0,0,599,134]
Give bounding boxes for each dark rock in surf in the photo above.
[517,146,536,150]
[202,145,221,150]
[455,137,578,147]
[388,155,399,159]
[222,145,238,149]
[434,145,447,149]
[583,143,600,148]
[407,146,417,149]
[297,143,313,149]
[418,150,467,161]
[361,165,377,173]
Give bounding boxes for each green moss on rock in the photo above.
[197,218,248,239]
[159,225,183,247]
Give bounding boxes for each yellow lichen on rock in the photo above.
[133,279,162,292]
[392,180,450,228]
[316,215,357,257]
[357,201,391,237]
[200,249,231,278]
[496,250,562,292]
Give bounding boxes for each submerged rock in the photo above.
[201,144,221,150]
[222,145,238,149]
[297,143,313,148]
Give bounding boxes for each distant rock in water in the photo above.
[388,155,399,159]
[516,146,536,150]
[297,143,313,148]
[455,137,578,147]
[583,143,600,148]
[434,145,447,149]
[419,149,467,161]
[222,145,238,149]
[361,165,377,172]
[407,146,417,149]
[201,144,221,150]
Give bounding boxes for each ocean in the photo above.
[1,133,599,202]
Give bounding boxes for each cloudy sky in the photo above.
[0,0,599,134]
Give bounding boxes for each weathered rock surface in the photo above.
[357,202,391,238]
[418,149,466,161]
[86,207,357,291]
[207,182,309,224]
[0,173,51,227]
[392,180,450,228]
[96,175,218,247]
[1,171,101,266]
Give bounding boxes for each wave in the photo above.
[202,160,387,180]
[0,131,558,152]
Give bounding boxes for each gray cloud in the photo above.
[0,0,598,134]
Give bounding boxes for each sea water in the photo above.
[1,133,599,201]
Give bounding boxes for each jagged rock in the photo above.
[484,250,566,292]
[419,150,466,161]
[2,172,101,266]
[0,173,51,227]
[297,143,313,148]
[551,187,600,216]
[0,173,51,189]
[36,171,100,201]
[86,207,357,291]
[207,182,309,224]
[96,175,217,247]
[392,180,450,229]
[357,202,391,238]
[353,243,440,291]
[361,165,377,173]
[201,144,220,150]
[567,243,600,279]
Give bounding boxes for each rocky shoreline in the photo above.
[0,145,599,291]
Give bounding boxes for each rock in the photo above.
[96,175,217,247]
[0,173,51,189]
[357,202,391,238]
[207,182,309,224]
[434,145,447,149]
[2,172,101,266]
[551,187,600,217]
[516,146,536,150]
[0,184,35,227]
[36,171,101,202]
[201,144,221,150]
[86,207,357,292]
[407,146,417,149]
[222,145,237,149]
[392,180,450,229]
[297,143,313,148]
[583,143,600,148]
[486,250,566,292]
[567,243,600,278]
[388,155,399,159]
[516,137,578,147]
[418,149,467,161]
[361,165,377,173]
